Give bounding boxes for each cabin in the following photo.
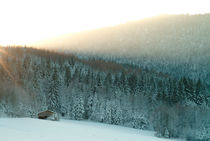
[38,110,59,121]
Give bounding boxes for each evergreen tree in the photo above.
[164,128,170,138]
[170,80,179,104]
[84,69,90,84]
[72,95,85,120]
[47,68,60,112]
[128,73,137,93]
[64,66,71,87]
[104,72,112,93]
[183,77,194,103]
[119,71,126,90]
[194,79,204,105]
[177,79,185,103]
[96,73,102,87]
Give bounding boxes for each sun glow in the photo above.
[0,48,14,81]
[0,0,210,46]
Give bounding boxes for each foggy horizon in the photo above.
[1,0,210,46]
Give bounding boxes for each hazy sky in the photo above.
[0,0,210,45]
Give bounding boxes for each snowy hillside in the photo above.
[0,118,183,141]
[0,47,209,140]
[34,14,210,84]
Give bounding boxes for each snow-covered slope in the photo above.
[0,118,183,141]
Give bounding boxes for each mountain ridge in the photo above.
[34,14,210,59]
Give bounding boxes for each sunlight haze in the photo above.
[0,0,209,46]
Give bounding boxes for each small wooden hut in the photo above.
[38,110,59,121]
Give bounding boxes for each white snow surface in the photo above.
[0,118,184,141]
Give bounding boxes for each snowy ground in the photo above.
[0,118,184,141]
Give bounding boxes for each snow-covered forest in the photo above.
[0,47,209,140]
[37,14,210,85]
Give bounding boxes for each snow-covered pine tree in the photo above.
[72,95,85,120]
[47,68,61,112]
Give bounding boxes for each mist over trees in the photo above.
[36,14,210,86]
[0,47,209,140]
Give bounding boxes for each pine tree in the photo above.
[86,94,94,119]
[104,72,112,93]
[194,79,204,105]
[48,68,60,112]
[183,77,194,103]
[164,128,170,138]
[177,79,185,103]
[64,66,71,87]
[96,73,102,87]
[104,101,112,124]
[119,71,126,90]
[72,95,85,120]
[156,80,163,102]
[84,69,90,84]
[73,68,79,82]
[128,73,137,93]
[171,80,179,104]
